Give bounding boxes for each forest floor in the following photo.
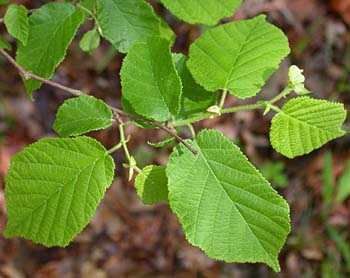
[0,0,349,277]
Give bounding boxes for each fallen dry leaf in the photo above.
[330,0,350,25]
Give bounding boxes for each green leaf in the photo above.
[121,97,155,129]
[97,0,168,53]
[4,4,29,45]
[166,129,290,272]
[121,37,182,122]
[159,17,175,44]
[288,65,305,86]
[4,136,115,247]
[147,137,175,148]
[270,97,347,158]
[135,165,168,205]
[78,0,96,12]
[187,15,290,99]
[79,29,100,52]
[160,0,241,26]
[336,161,350,203]
[173,53,217,122]
[0,37,12,50]
[16,3,84,99]
[53,95,114,137]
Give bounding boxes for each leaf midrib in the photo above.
[9,156,102,240]
[197,145,276,267]
[224,19,260,89]
[280,110,344,136]
[57,117,113,126]
[146,42,171,118]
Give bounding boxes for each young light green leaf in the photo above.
[173,53,217,122]
[121,37,182,122]
[160,0,241,26]
[167,129,290,272]
[270,97,347,158]
[97,0,170,53]
[187,15,290,99]
[79,29,100,52]
[16,3,84,99]
[4,136,115,247]
[135,165,168,205]
[53,95,114,137]
[4,4,29,45]
[288,65,310,95]
[288,65,305,86]
[336,161,350,203]
[0,37,11,50]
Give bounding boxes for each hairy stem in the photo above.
[269,104,283,113]
[187,124,196,139]
[76,4,102,34]
[221,86,292,114]
[174,85,294,126]
[119,124,131,162]
[218,89,228,109]
[220,102,267,114]
[107,141,124,155]
[173,102,268,127]
[268,85,293,104]
[172,112,216,127]
[119,123,141,173]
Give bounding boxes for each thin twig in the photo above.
[144,121,197,154]
[0,48,198,154]
[0,49,82,96]
[109,105,197,154]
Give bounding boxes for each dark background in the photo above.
[0,0,349,277]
